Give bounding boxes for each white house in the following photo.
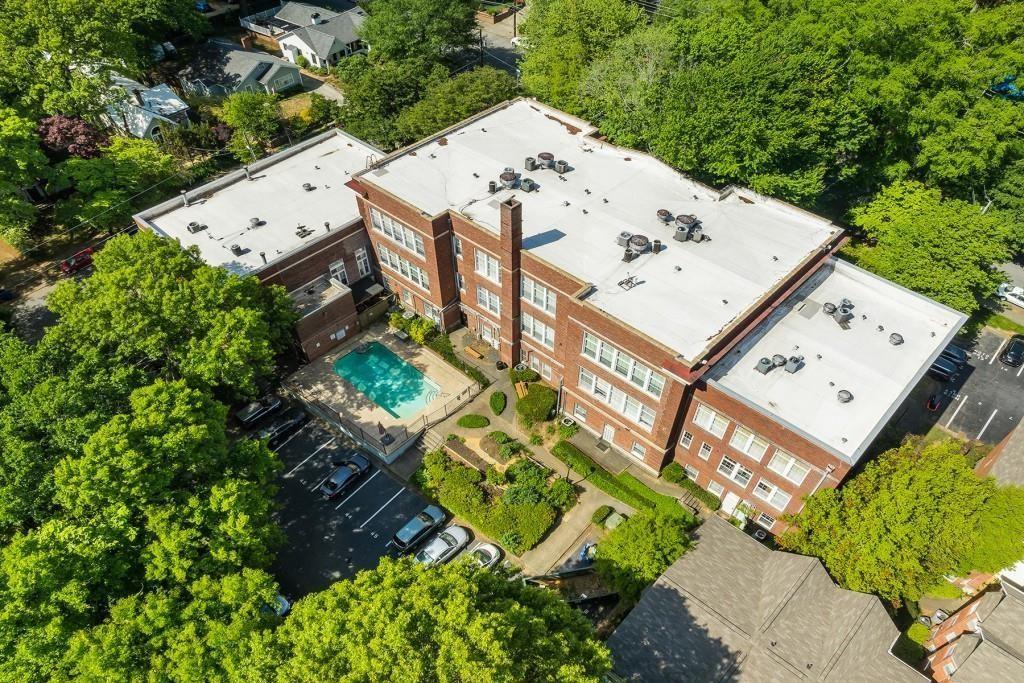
[105,74,190,141]
[242,1,367,68]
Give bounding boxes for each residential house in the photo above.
[923,581,1024,681]
[179,39,302,97]
[241,0,367,66]
[606,515,925,682]
[105,74,190,141]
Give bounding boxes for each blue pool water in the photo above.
[332,342,441,419]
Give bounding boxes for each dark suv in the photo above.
[254,409,310,450]
[1000,335,1024,368]
[392,505,446,553]
[235,394,284,427]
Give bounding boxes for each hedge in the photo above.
[489,391,507,415]
[457,414,490,428]
[424,331,491,388]
[592,504,613,525]
[662,462,721,511]
[509,367,540,383]
[516,384,557,427]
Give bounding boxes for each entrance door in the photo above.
[602,424,615,443]
[480,321,498,349]
[721,492,741,516]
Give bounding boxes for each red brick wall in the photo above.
[257,219,373,292]
[294,290,358,360]
[923,597,984,681]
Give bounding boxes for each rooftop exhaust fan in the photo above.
[249,217,262,229]
[499,170,517,189]
[537,152,554,168]
[521,178,536,192]
[525,156,537,171]
[229,244,244,256]
[187,221,207,234]
[302,182,315,192]
[889,332,904,346]
[837,389,854,403]
[629,234,651,253]
[771,354,787,368]
[554,159,569,174]
[657,209,673,223]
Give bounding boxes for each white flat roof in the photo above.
[706,259,965,462]
[362,99,842,360]
[139,129,380,275]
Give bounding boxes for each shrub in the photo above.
[295,54,311,69]
[592,505,613,526]
[595,511,692,600]
[509,367,540,383]
[529,433,543,446]
[662,462,687,485]
[426,333,491,388]
[485,465,506,487]
[662,462,722,511]
[389,311,410,332]
[488,431,512,444]
[558,422,580,439]
[489,391,507,415]
[516,384,557,427]
[546,477,577,511]
[457,414,490,429]
[408,317,436,344]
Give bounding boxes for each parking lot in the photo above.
[268,415,433,596]
[931,329,1024,443]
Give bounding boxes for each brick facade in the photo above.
[923,594,986,681]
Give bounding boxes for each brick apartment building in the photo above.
[136,100,963,532]
[345,99,964,530]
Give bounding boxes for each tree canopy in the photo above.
[218,92,282,163]
[396,66,520,143]
[594,510,692,600]
[358,0,477,65]
[0,107,49,246]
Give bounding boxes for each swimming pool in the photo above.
[332,342,441,419]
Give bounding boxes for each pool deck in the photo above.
[287,326,475,443]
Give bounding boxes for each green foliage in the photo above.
[592,504,613,526]
[395,66,519,142]
[558,421,580,439]
[252,557,611,681]
[595,511,692,600]
[780,438,1024,602]
[0,108,48,247]
[407,316,435,344]
[420,450,559,553]
[546,477,578,511]
[529,433,543,446]
[358,0,477,64]
[892,622,931,665]
[662,462,721,510]
[516,384,557,427]
[219,92,282,163]
[923,580,964,600]
[294,54,310,69]
[848,181,1015,315]
[485,464,506,487]
[456,413,490,429]
[489,390,507,416]
[423,332,490,387]
[520,0,644,112]
[509,367,540,383]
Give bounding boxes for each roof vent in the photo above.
[755,357,773,374]
[499,170,517,189]
[187,221,207,234]
[629,234,650,252]
[837,389,854,403]
[249,217,262,229]
[690,224,704,243]
[521,178,536,192]
[657,209,673,223]
[833,303,854,328]
[537,152,554,168]
[652,239,663,254]
[622,248,636,263]
[554,159,569,174]
[785,355,804,373]
[488,180,497,193]
[772,354,787,368]
[230,244,244,256]
[302,182,315,192]
[822,302,837,315]
[616,231,633,247]
[889,332,904,346]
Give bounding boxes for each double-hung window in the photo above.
[355,247,371,277]
[753,480,792,511]
[329,259,348,285]
[474,249,501,283]
[521,311,554,347]
[729,425,770,462]
[767,451,811,485]
[693,404,729,438]
[378,245,429,290]
[717,456,752,488]
[370,208,425,257]
[579,331,665,398]
[577,368,655,431]
[476,285,500,316]
[452,236,463,258]
[521,276,556,314]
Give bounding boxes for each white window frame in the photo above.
[474,248,501,284]
[767,451,811,486]
[378,245,429,290]
[680,431,693,449]
[370,207,425,257]
[630,442,646,458]
[355,247,371,277]
[729,425,770,462]
[452,235,463,258]
[707,480,725,497]
[422,301,440,324]
[698,442,712,461]
[683,464,699,481]
[455,272,465,291]
[577,367,656,431]
[693,404,729,438]
[476,285,501,316]
[329,259,348,285]
[580,331,665,398]
[573,403,588,421]
[756,512,776,531]
[717,456,753,488]
[753,479,792,511]
[521,311,554,347]
[521,276,556,314]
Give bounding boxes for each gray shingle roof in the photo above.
[282,8,365,59]
[607,516,924,682]
[180,40,298,88]
[987,425,1024,486]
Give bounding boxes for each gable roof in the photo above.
[281,6,366,59]
[180,39,298,88]
[607,516,924,682]
[105,74,188,138]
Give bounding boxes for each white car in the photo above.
[998,283,1024,309]
[414,525,470,566]
[468,543,502,569]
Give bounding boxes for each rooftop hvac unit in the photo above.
[690,225,704,243]
[616,231,633,247]
[499,171,517,189]
[554,159,569,174]
[229,244,244,256]
[837,389,854,403]
[525,156,537,171]
[537,152,554,168]
[771,354,787,368]
[629,234,651,253]
[521,178,536,192]
[673,226,690,242]
[187,221,207,234]
[755,357,773,374]
[657,209,673,223]
[785,355,804,373]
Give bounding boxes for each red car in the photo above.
[60,248,94,275]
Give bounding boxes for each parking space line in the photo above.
[990,339,1007,365]
[284,437,336,477]
[978,409,999,440]
[945,395,968,428]
[1018,364,1024,378]
[359,488,406,529]
[275,421,315,451]
[332,469,381,508]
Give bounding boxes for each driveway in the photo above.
[269,414,433,596]
[300,73,344,103]
[476,7,525,76]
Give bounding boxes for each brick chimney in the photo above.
[500,197,522,365]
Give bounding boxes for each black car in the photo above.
[392,505,446,552]
[928,356,958,382]
[317,452,371,500]
[235,394,284,427]
[1000,335,1024,368]
[938,345,969,368]
[255,409,310,450]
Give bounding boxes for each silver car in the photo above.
[414,525,470,566]
[468,542,501,569]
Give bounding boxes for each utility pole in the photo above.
[479,27,485,67]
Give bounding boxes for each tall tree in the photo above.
[37,115,105,159]
[395,66,519,143]
[0,107,49,247]
[594,510,692,600]
[218,92,282,163]
[358,0,477,65]
[250,558,612,682]
[959,485,1024,575]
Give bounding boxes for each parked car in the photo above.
[928,356,958,382]
[1000,335,1024,367]
[414,525,470,566]
[468,543,501,569]
[260,594,291,617]
[998,282,1024,309]
[392,505,446,553]
[317,452,371,500]
[254,408,310,450]
[60,248,94,275]
[938,345,969,368]
[0,289,15,302]
[235,394,284,427]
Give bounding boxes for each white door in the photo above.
[602,424,615,442]
[480,322,498,349]
[721,492,741,516]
